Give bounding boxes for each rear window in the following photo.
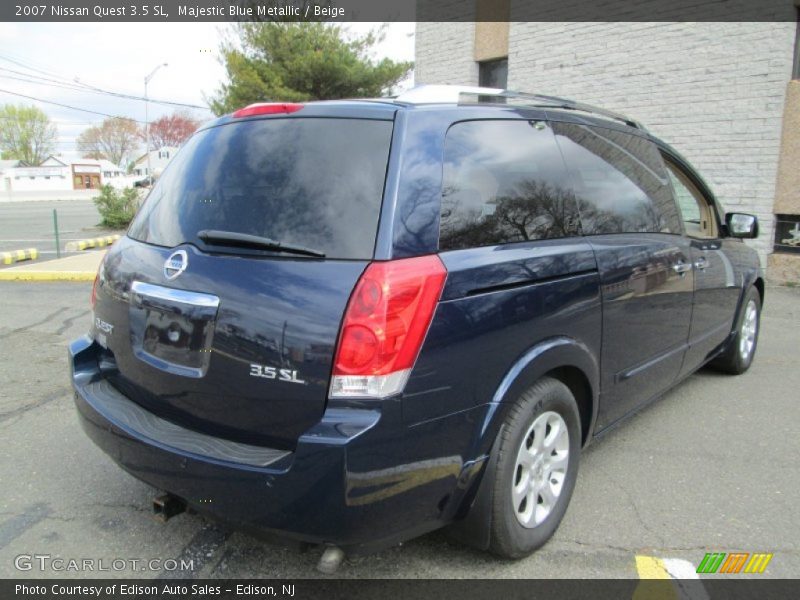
[128,118,393,259]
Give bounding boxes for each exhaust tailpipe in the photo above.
[153,493,186,523]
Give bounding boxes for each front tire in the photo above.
[711,286,761,375]
[488,377,581,559]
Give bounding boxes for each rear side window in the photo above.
[128,118,393,260]
[439,120,581,251]
[551,123,682,235]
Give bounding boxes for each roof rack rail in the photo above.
[393,85,644,130]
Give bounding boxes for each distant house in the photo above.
[0,159,25,193]
[97,159,126,180]
[1,156,135,192]
[132,147,178,177]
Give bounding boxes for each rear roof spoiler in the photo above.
[394,84,644,130]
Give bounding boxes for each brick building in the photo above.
[415,16,800,281]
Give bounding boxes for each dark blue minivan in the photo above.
[70,85,763,563]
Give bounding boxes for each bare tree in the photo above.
[77,117,140,166]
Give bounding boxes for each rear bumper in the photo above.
[70,336,483,552]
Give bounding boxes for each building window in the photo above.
[774,215,800,254]
[793,10,800,80]
[479,58,508,88]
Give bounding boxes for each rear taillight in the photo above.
[330,255,447,399]
[232,103,304,118]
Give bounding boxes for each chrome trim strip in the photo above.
[131,280,219,308]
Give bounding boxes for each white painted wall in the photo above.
[6,167,72,191]
[415,23,478,85]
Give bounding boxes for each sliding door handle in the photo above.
[694,257,709,271]
[672,261,692,275]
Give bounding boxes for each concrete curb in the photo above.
[0,270,95,281]
[0,249,104,282]
[65,235,120,252]
[1,248,38,265]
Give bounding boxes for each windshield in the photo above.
[128,117,393,260]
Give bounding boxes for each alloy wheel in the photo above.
[512,411,570,528]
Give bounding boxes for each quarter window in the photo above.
[665,160,718,238]
[439,120,581,251]
[552,123,682,235]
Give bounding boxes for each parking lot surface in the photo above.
[0,282,797,579]
[0,200,119,261]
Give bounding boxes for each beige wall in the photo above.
[769,80,800,284]
[768,254,800,284]
[773,80,800,215]
[474,0,510,62]
[474,22,509,62]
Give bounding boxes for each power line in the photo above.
[0,56,211,110]
[0,54,77,85]
[0,88,148,124]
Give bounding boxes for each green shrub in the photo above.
[94,185,139,229]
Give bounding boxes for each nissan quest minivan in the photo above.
[70,85,763,563]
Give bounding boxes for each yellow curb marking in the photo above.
[633,556,677,600]
[636,555,671,579]
[66,235,120,252]
[1,248,38,265]
[0,271,96,282]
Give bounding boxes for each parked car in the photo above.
[70,85,762,565]
[134,175,155,188]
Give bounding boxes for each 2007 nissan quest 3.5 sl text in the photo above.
[70,84,763,565]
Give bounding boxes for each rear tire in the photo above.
[488,377,581,559]
[710,286,761,375]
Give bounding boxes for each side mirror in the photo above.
[726,212,759,239]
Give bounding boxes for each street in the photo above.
[0,282,797,579]
[0,200,120,259]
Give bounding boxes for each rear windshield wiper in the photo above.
[197,230,326,258]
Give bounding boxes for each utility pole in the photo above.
[144,63,168,182]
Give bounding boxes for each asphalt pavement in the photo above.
[0,282,797,580]
[0,200,120,260]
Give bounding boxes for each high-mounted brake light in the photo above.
[232,103,304,118]
[330,255,447,399]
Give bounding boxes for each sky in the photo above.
[0,22,416,162]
